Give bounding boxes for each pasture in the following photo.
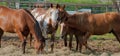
[0,31,120,56]
[0,1,120,55]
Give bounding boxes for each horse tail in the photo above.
[23,9,45,42]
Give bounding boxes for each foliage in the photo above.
[0,2,8,6]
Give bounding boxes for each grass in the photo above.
[49,0,112,4]
[90,33,115,40]
[0,2,8,6]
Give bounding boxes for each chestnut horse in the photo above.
[0,6,45,54]
[31,4,60,52]
[60,22,85,50]
[58,5,120,52]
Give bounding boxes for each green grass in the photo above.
[90,33,115,40]
[49,0,112,4]
[0,2,8,6]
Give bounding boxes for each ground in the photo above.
[0,32,120,56]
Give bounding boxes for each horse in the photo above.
[29,7,46,46]
[0,6,45,54]
[58,6,87,52]
[60,22,84,50]
[31,4,60,52]
[58,5,120,52]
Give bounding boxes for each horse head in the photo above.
[58,5,68,23]
[45,4,60,29]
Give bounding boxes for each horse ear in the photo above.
[63,5,66,9]
[50,4,53,8]
[56,4,60,8]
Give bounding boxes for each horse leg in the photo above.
[112,30,120,43]
[75,35,79,51]
[51,33,55,52]
[69,33,73,50]
[16,30,26,54]
[78,35,83,52]
[0,29,3,48]
[82,32,93,52]
[29,33,32,47]
[63,34,67,47]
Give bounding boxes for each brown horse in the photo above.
[58,6,87,52]
[58,5,120,52]
[0,6,45,54]
[60,22,85,51]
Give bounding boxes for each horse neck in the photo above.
[23,9,45,42]
[66,11,71,18]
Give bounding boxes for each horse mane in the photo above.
[44,6,58,17]
[44,8,55,18]
[23,9,37,22]
[62,10,72,22]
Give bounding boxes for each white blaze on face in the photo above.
[50,9,59,27]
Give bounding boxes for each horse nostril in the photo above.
[57,17,60,21]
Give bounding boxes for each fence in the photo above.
[0,1,118,13]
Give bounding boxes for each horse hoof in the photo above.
[22,50,25,54]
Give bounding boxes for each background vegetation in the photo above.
[49,0,112,4]
[0,2,8,6]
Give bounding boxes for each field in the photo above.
[0,32,120,56]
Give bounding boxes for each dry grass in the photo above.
[0,32,120,56]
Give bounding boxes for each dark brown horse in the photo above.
[0,6,45,54]
[60,22,85,51]
[58,5,120,52]
[58,6,87,52]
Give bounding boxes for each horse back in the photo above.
[0,6,29,32]
[0,6,17,32]
[88,12,120,34]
